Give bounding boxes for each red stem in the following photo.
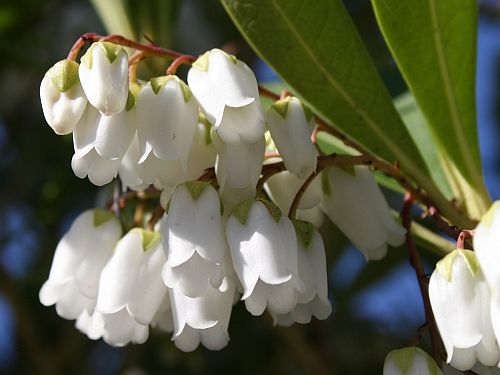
[166,55,196,75]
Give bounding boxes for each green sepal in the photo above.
[125,90,135,111]
[149,75,192,102]
[338,165,356,176]
[232,198,254,225]
[436,249,479,282]
[292,220,316,249]
[256,198,282,223]
[270,97,291,119]
[99,41,122,64]
[93,209,115,227]
[49,60,80,93]
[390,347,440,375]
[481,201,500,228]
[321,170,331,196]
[138,229,161,251]
[265,131,277,151]
[80,43,95,69]
[226,53,238,64]
[183,180,211,201]
[301,101,313,123]
[192,51,210,71]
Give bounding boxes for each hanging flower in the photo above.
[320,166,406,260]
[40,59,88,135]
[383,347,443,375]
[79,41,129,116]
[266,96,317,179]
[136,76,198,166]
[161,181,230,297]
[272,221,332,326]
[93,228,167,346]
[428,249,500,371]
[169,277,236,352]
[225,199,304,316]
[39,209,122,320]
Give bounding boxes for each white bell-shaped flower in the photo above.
[136,76,198,165]
[264,170,324,227]
[72,149,120,186]
[429,249,500,371]
[39,209,122,320]
[383,347,443,375]
[213,131,265,205]
[272,221,332,326]
[320,166,406,260]
[40,59,88,135]
[169,277,235,352]
[94,228,167,346]
[79,41,129,116]
[266,97,317,179]
[443,362,500,374]
[151,294,174,333]
[187,49,264,142]
[161,181,229,297]
[226,199,304,316]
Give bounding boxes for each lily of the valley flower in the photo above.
[272,221,332,326]
[161,181,229,297]
[93,228,167,346]
[169,277,235,352]
[225,199,304,316]
[79,41,129,116]
[39,209,122,320]
[320,166,406,260]
[429,249,500,371]
[136,76,198,165]
[266,96,317,179]
[40,59,88,135]
[383,347,443,375]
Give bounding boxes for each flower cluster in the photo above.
[39,40,407,351]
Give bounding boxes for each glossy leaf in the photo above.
[220,0,470,227]
[372,0,490,215]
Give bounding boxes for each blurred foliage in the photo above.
[0,0,494,374]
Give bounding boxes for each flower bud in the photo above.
[40,59,87,135]
[429,249,500,370]
[266,97,317,179]
[79,41,129,116]
[320,166,406,260]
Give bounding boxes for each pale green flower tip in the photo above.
[80,43,95,69]
[125,90,135,111]
[480,200,500,228]
[225,52,238,64]
[231,198,255,225]
[93,209,116,228]
[177,78,193,103]
[321,170,331,196]
[149,75,192,102]
[265,131,277,152]
[387,347,440,375]
[301,101,314,122]
[98,41,124,64]
[270,97,292,119]
[183,180,211,201]
[48,59,80,93]
[137,228,161,251]
[192,51,210,71]
[436,249,479,282]
[292,219,316,249]
[257,198,282,223]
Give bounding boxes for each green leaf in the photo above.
[372,0,491,216]
[220,0,471,228]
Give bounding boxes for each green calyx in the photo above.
[232,198,254,225]
[321,170,331,196]
[183,180,211,201]
[93,209,115,227]
[389,347,440,375]
[436,249,479,282]
[49,60,80,93]
[198,112,213,145]
[125,90,135,111]
[81,42,123,69]
[481,200,500,228]
[256,198,282,223]
[292,220,316,249]
[137,228,161,251]
[149,75,192,102]
[301,102,314,122]
[271,97,291,119]
[192,49,237,72]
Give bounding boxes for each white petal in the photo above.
[73,106,100,158]
[215,101,265,144]
[95,108,136,159]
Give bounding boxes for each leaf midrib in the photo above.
[269,0,424,179]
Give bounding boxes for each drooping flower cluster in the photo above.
[39,41,408,351]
